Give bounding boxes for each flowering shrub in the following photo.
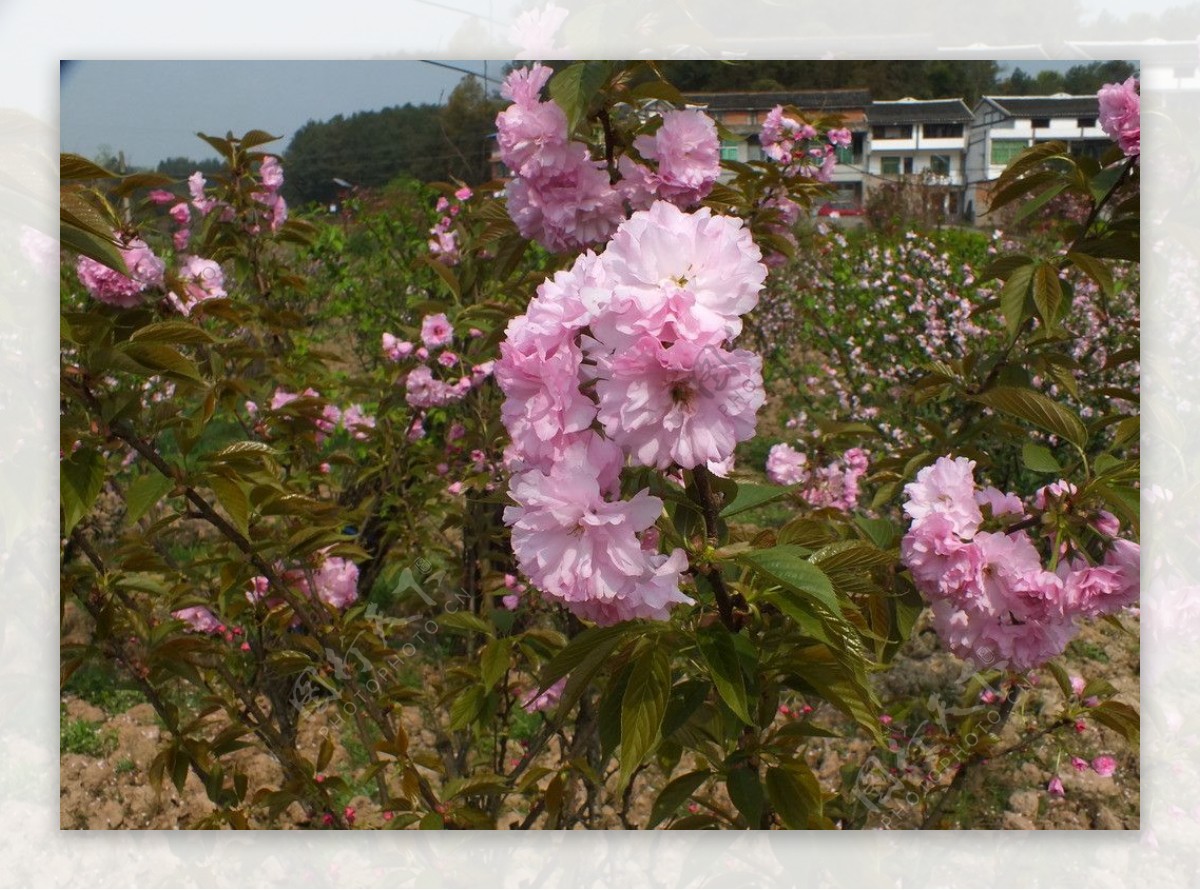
[900,456,1138,671]
[59,68,1140,831]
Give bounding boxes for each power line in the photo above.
[419,59,505,87]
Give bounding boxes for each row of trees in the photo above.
[660,60,1136,105]
[121,61,1137,209]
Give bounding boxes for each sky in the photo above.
[59,60,507,168]
[59,58,1132,169]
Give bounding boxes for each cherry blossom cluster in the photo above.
[428,186,473,265]
[900,456,1139,671]
[765,443,869,512]
[174,552,358,635]
[760,105,851,183]
[754,229,1004,446]
[251,155,289,233]
[1097,78,1140,158]
[521,677,566,713]
[251,387,376,444]
[382,313,493,415]
[495,64,720,253]
[498,200,768,624]
[76,236,166,308]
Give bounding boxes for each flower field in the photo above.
[59,62,1140,830]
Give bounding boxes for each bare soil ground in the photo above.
[60,610,1138,830]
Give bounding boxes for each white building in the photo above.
[865,98,973,184]
[965,94,1109,219]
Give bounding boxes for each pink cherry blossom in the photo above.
[632,109,720,208]
[172,606,222,634]
[311,554,359,609]
[259,155,285,190]
[591,202,766,347]
[766,443,808,485]
[1092,755,1117,777]
[188,171,218,216]
[168,255,226,316]
[522,677,566,713]
[75,236,166,308]
[1047,777,1065,797]
[1097,77,1140,156]
[420,313,454,349]
[503,434,691,624]
[342,404,376,440]
[595,338,763,470]
[169,202,191,226]
[903,456,983,538]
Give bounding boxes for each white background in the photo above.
[3,1,1196,885]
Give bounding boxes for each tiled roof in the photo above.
[868,99,973,124]
[983,95,1100,118]
[683,89,871,112]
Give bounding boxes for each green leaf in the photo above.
[854,516,896,549]
[209,476,249,537]
[60,221,127,274]
[196,132,233,160]
[628,79,687,106]
[648,770,710,828]
[1089,700,1139,744]
[998,263,1034,338]
[1022,442,1062,474]
[1111,416,1139,451]
[448,685,487,731]
[979,254,1033,283]
[973,385,1087,450]
[548,61,609,134]
[739,545,841,617]
[264,650,313,677]
[696,625,751,725]
[988,169,1060,214]
[619,646,671,789]
[122,343,203,382]
[719,482,793,518]
[61,447,106,537]
[1067,251,1114,297]
[662,679,709,739]
[598,662,633,759]
[726,761,764,827]
[125,472,174,524]
[239,129,283,149]
[422,257,461,300]
[479,638,510,691]
[537,623,634,692]
[1073,231,1140,262]
[765,763,822,829]
[437,611,493,636]
[61,153,119,180]
[129,321,217,345]
[1032,263,1065,327]
[1045,660,1075,700]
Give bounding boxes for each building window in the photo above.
[872,124,913,140]
[880,156,901,175]
[835,145,854,164]
[930,154,951,176]
[1077,116,1097,128]
[1030,117,1050,128]
[720,140,740,162]
[991,139,1027,166]
[903,157,914,175]
[923,123,963,138]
